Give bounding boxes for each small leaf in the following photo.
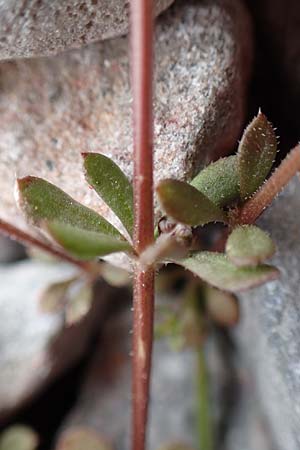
[0,425,38,450]
[65,280,94,325]
[17,176,123,239]
[100,263,131,287]
[173,252,279,292]
[226,225,275,266]
[55,428,112,450]
[157,179,226,226]
[238,111,277,199]
[39,277,77,313]
[83,153,134,236]
[205,285,239,326]
[190,156,240,207]
[46,222,132,260]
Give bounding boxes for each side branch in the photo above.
[240,145,300,224]
[0,218,92,271]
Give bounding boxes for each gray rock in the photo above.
[0,0,253,269]
[0,259,111,420]
[237,176,300,450]
[0,0,173,60]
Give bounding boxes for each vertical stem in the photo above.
[130,1,155,450]
[197,347,214,450]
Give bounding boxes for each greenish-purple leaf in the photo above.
[226,225,276,267]
[157,179,226,226]
[173,252,279,292]
[190,156,240,207]
[238,111,277,199]
[17,176,123,239]
[83,153,134,236]
[46,222,132,260]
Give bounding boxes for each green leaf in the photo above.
[55,428,112,450]
[39,277,77,313]
[190,156,240,207]
[18,176,123,239]
[226,225,275,267]
[157,179,226,226]
[205,285,239,326]
[46,222,132,260]
[83,153,134,236]
[65,280,94,325]
[238,111,277,199]
[173,252,279,292]
[0,425,38,450]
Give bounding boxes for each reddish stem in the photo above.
[0,218,92,271]
[130,0,155,449]
[240,144,300,224]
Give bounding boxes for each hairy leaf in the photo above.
[46,222,132,260]
[173,252,279,292]
[157,179,226,226]
[238,111,277,199]
[226,225,275,266]
[17,176,123,239]
[83,153,134,236]
[55,428,112,450]
[190,156,240,207]
[0,425,38,450]
[205,285,239,326]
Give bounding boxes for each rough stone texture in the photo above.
[0,0,253,254]
[0,259,111,421]
[0,0,173,60]
[237,177,300,450]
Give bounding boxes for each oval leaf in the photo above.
[190,156,240,207]
[205,285,239,326]
[173,252,279,292]
[17,176,123,239]
[46,222,132,260]
[83,153,134,237]
[226,225,276,267]
[0,425,38,450]
[238,111,277,199]
[65,280,94,325]
[157,179,226,226]
[55,428,112,450]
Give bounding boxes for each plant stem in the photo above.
[130,0,155,450]
[240,144,300,224]
[197,347,214,450]
[0,218,92,271]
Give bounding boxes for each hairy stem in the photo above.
[130,0,155,449]
[240,144,300,224]
[0,218,92,271]
[197,347,214,450]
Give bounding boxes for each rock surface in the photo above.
[0,0,252,251]
[0,0,173,60]
[238,176,300,450]
[0,259,111,421]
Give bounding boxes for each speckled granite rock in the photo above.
[0,0,253,264]
[237,176,300,450]
[0,259,111,421]
[0,0,173,60]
